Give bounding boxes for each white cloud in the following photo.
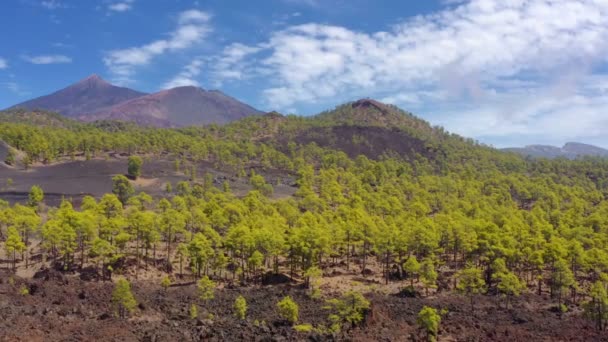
[108,0,134,13]
[208,43,262,86]
[0,58,7,69]
[211,0,608,146]
[162,59,203,89]
[178,9,211,24]
[104,9,211,84]
[41,0,64,9]
[436,80,608,147]
[22,54,72,64]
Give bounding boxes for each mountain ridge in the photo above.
[9,74,147,117]
[503,142,608,159]
[83,85,263,127]
[7,75,263,127]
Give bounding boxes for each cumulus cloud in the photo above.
[162,41,261,90]
[22,54,72,64]
[0,58,7,69]
[162,59,204,89]
[40,0,65,9]
[211,0,608,145]
[436,73,608,147]
[104,9,211,84]
[108,0,135,12]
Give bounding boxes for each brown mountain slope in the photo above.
[82,86,263,127]
[8,75,147,117]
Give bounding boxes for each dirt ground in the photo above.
[1,264,607,342]
[0,155,296,206]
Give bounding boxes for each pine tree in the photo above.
[127,156,143,179]
[5,226,25,271]
[420,258,438,296]
[234,295,247,320]
[325,291,370,329]
[403,256,421,287]
[112,175,134,204]
[417,306,441,342]
[197,276,216,302]
[456,265,486,312]
[112,278,137,318]
[28,185,44,208]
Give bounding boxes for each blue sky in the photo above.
[2,0,608,148]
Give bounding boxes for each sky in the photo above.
[1,0,608,148]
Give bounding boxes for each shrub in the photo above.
[127,156,143,179]
[277,296,299,324]
[294,324,313,332]
[189,304,198,319]
[234,295,247,320]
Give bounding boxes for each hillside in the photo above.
[8,75,146,117]
[83,86,263,127]
[2,100,608,341]
[0,108,78,128]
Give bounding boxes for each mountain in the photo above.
[503,142,608,159]
[7,75,263,127]
[318,99,433,133]
[8,75,147,117]
[82,86,263,127]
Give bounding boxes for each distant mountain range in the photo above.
[503,142,608,159]
[7,75,263,127]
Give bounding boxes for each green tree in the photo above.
[250,172,273,196]
[90,237,116,280]
[495,271,525,309]
[325,291,370,330]
[456,266,486,312]
[417,306,441,342]
[112,175,134,204]
[112,278,137,318]
[28,185,44,208]
[248,250,264,282]
[188,233,214,278]
[303,266,323,297]
[403,256,421,287]
[161,275,171,292]
[197,276,216,302]
[277,296,299,324]
[160,208,186,267]
[5,226,25,271]
[420,258,438,296]
[551,258,575,317]
[234,295,248,320]
[584,280,608,331]
[127,156,143,179]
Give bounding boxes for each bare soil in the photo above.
[0,156,296,206]
[1,266,606,342]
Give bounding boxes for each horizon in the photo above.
[8,72,608,150]
[2,0,608,148]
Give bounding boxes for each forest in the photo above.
[2,101,608,340]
